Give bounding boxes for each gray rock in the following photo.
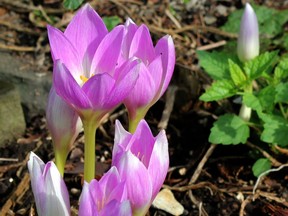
[0,52,52,119]
[0,81,26,146]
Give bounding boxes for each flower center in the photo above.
[80,75,89,83]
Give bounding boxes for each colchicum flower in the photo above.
[237,3,259,62]
[46,86,82,176]
[237,3,259,121]
[112,120,169,215]
[79,166,132,216]
[120,19,175,132]
[47,4,140,182]
[27,152,70,216]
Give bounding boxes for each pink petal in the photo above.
[123,62,156,116]
[53,60,91,110]
[46,86,81,150]
[129,24,155,64]
[112,120,132,166]
[104,59,140,109]
[122,18,138,60]
[47,25,82,81]
[100,200,132,216]
[79,182,98,216]
[148,130,169,199]
[128,120,155,168]
[116,151,152,211]
[154,35,175,96]
[91,25,124,75]
[82,73,115,110]
[148,55,163,100]
[64,4,108,75]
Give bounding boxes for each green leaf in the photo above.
[260,113,288,146]
[228,59,247,86]
[221,5,288,37]
[257,86,276,113]
[252,158,271,177]
[274,59,288,82]
[197,51,236,80]
[244,51,278,80]
[103,16,122,31]
[200,80,237,102]
[209,114,250,145]
[275,82,288,103]
[243,93,262,112]
[63,0,84,10]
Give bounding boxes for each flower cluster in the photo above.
[28,3,174,216]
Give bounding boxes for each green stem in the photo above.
[128,108,149,133]
[279,102,286,119]
[239,83,253,122]
[54,148,67,177]
[82,119,98,182]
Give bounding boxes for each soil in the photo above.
[1,0,288,216]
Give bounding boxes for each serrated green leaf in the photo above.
[243,93,262,112]
[63,0,84,10]
[209,114,250,145]
[260,113,288,146]
[257,86,276,113]
[228,59,246,86]
[200,80,237,102]
[103,16,122,31]
[274,59,288,82]
[275,82,288,103]
[244,51,278,80]
[252,158,271,177]
[197,50,237,80]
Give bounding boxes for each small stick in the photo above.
[197,40,227,51]
[246,141,282,167]
[158,85,178,130]
[0,43,35,52]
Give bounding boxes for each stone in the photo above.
[0,81,26,147]
[0,52,52,119]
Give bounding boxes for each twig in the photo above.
[253,163,288,195]
[0,158,19,162]
[0,43,35,52]
[246,141,282,167]
[158,85,178,130]
[148,24,238,38]
[0,20,39,35]
[240,194,259,216]
[187,144,217,216]
[197,40,227,51]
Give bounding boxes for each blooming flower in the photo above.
[237,3,259,62]
[46,86,82,175]
[112,120,169,215]
[47,4,139,122]
[47,3,140,182]
[120,19,175,132]
[79,166,132,216]
[27,152,70,216]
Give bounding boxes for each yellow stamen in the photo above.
[80,75,89,83]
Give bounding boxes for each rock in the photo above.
[0,52,52,119]
[152,188,185,215]
[0,81,26,147]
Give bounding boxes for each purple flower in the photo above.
[120,19,175,130]
[27,152,70,216]
[237,3,259,62]
[46,86,82,175]
[79,166,132,216]
[47,4,139,121]
[112,120,169,215]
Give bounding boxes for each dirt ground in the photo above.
[1,0,288,215]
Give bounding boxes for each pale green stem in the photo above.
[82,119,98,182]
[54,148,67,177]
[128,107,149,133]
[239,83,253,121]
